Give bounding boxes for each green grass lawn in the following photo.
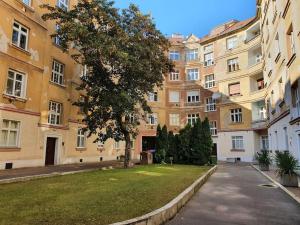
[0,164,210,225]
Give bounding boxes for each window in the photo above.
[256,53,262,63]
[169,114,180,126]
[259,106,267,120]
[275,33,280,56]
[130,140,135,149]
[232,136,244,150]
[57,0,68,10]
[22,0,31,6]
[186,49,198,61]
[257,78,265,90]
[231,108,242,123]
[12,22,29,50]
[6,69,26,98]
[170,70,179,81]
[261,136,269,150]
[228,58,239,72]
[78,96,88,114]
[206,97,216,112]
[0,120,20,147]
[227,36,238,50]
[209,121,217,136]
[169,50,180,61]
[187,69,199,81]
[48,101,62,125]
[204,44,213,53]
[114,141,120,150]
[292,82,300,116]
[147,114,158,125]
[187,114,199,126]
[169,91,180,103]
[287,25,296,58]
[54,24,62,46]
[229,82,241,96]
[284,127,289,151]
[51,60,65,85]
[205,74,215,89]
[187,91,200,103]
[204,52,214,66]
[148,92,158,102]
[77,128,86,148]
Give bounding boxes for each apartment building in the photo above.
[258,0,300,162]
[0,0,129,169]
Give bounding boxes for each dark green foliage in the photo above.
[41,0,173,168]
[155,125,168,163]
[275,151,298,176]
[157,117,213,165]
[256,150,272,166]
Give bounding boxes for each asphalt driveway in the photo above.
[167,163,300,225]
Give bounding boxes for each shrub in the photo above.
[275,151,298,176]
[256,150,272,166]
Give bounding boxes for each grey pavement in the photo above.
[167,163,300,225]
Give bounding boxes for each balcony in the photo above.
[252,100,267,130]
[245,22,260,44]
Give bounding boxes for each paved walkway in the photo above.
[168,163,300,225]
[0,160,123,180]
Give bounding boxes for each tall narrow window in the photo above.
[148,92,158,102]
[206,97,216,112]
[229,82,241,96]
[187,69,199,81]
[54,24,62,46]
[205,74,215,89]
[57,0,68,10]
[147,114,158,125]
[12,22,29,50]
[227,36,238,50]
[292,82,300,116]
[204,52,214,66]
[48,101,62,125]
[209,121,217,136]
[227,58,239,72]
[6,69,26,98]
[261,136,269,150]
[77,128,86,148]
[0,120,20,147]
[51,60,65,85]
[231,108,242,123]
[287,25,296,58]
[284,127,289,151]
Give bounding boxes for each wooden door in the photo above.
[45,137,56,166]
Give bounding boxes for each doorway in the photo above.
[45,137,57,166]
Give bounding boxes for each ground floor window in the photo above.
[0,120,20,147]
[232,136,244,150]
[77,128,86,148]
[261,135,269,150]
[209,121,217,136]
[187,114,199,126]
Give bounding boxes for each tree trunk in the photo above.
[124,132,132,168]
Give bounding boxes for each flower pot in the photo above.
[279,174,299,187]
[259,164,269,171]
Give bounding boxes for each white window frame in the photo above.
[187,114,199,126]
[169,114,180,126]
[186,49,198,61]
[204,52,214,67]
[6,69,27,98]
[228,58,239,72]
[0,119,20,147]
[232,136,244,150]
[187,91,200,103]
[22,0,31,6]
[227,36,238,50]
[187,69,199,81]
[169,91,180,103]
[205,74,215,89]
[48,101,62,125]
[169,70,180,81]
[12,21,29,50]
[51,60,65,85]
[206,97,216,112]
[209,121,217,136]
[169,50,180,61]
[54,24,62,46]
[77,128,86,148]
[261,135,269,150]
[147,113,158,125]
[57,0,69,10]
[231,108,242,123]
[148,92,158,102]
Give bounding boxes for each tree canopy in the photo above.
[42,0,173,167]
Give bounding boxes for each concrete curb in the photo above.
[251,164,300,205]
[0,167,111,184]
[110,165,217,225]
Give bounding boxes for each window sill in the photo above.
[76,147,87,151]
[205,110,217,113]
[10,44,31,56]
[229,122,244,125]
[0,147,21,152]
[227,69,240,74]
[49,81,67,88]
[2,93,27,102]
[203,64,215,68]
[231,149,245,152]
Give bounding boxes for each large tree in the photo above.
[42,0,173,168]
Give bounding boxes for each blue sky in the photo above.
[114,0,256,38]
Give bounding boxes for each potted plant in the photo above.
[275,151,299,187]
[256,150,272,171]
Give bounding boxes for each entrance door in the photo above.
[45,137,56,166]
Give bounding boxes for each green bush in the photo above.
[275,151,298,176]
[256,150,272,166]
